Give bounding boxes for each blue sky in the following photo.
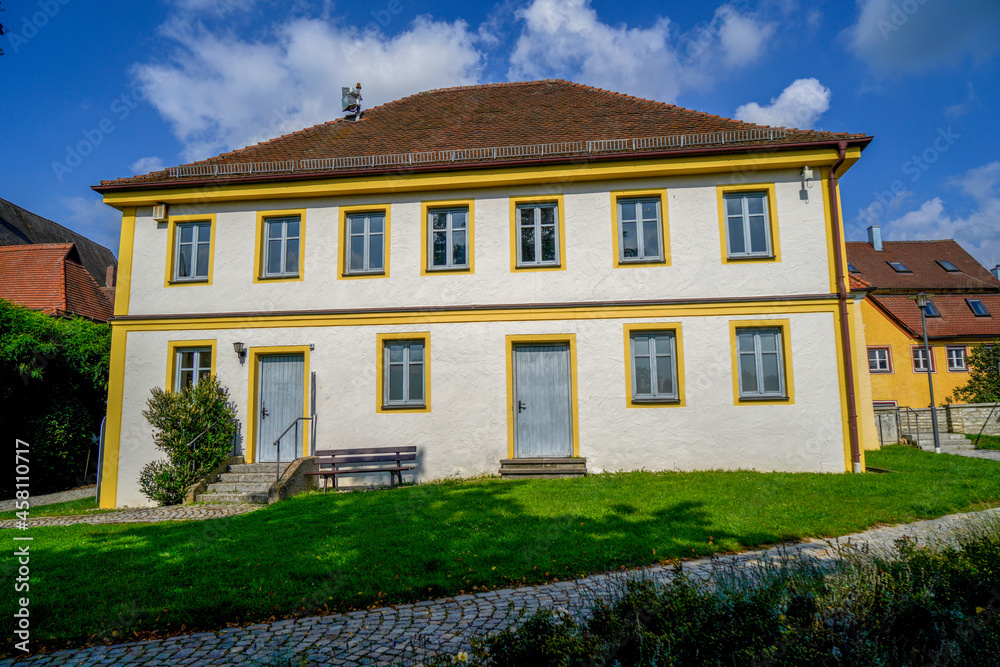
[2,0,998,268]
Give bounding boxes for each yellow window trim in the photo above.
[504,333,580,459]
[420,199,475,276]
[622,322,685,408]
[100,148,864,208]
[165,339,218,391]
[164,214,217,288]
[253,209,307,283]
[610,189,671,269]
[716,183,782,264]
[728,318,795,406]
[113,208,136,317]
[375,332,431,414]
[337,204,391,280]
[245,345,311,463]
[509,194,567,272]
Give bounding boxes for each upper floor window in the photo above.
[262,215,300,278]
[947,346,967,372]
[617,198,663,263]
[936,260,960,272]
[629,331,678,401]
[868,347,892,373]
[174,221,211,282]
[912,346,935,373]
[175,347,211,390]
[428,207,469,270]
[967,298,990,317]
[736,327,786,399]
[516,202,560,267]
[347,211,386,275]
[724,192,773,259]
[887,261,911,273]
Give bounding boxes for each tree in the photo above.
[952,342,1000,404]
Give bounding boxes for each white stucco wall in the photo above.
[123,169,834,317]
[112,311,848,507]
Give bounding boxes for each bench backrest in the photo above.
[315,447,416,468]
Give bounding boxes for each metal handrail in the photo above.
[273,416,314,481]
[899,407,921,446]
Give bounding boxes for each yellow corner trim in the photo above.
[113,208,136,317]
[163,214,216,288]
[509,194,567,272]
[728,318,795,406]
[165,339,218,391]
[337,204,391,280]
[419,199,475,276]
[716,183,782,264]
[375,332,432,413]
[99,327,129,508]
[504,333,580,459]
[253,209,307,283]
[610,189,671,269]
[622,322,686,408]
[246,345,311,463]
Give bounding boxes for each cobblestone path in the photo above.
[0,487,95,512]
[0,503,262,529]
[4,507,998,666]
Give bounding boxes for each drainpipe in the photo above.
[828,141,863,473]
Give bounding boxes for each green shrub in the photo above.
[138,376,238,505]
[452,523,1000,666]
[0,299,110,498]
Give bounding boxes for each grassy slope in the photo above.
[966,433,1000,450]
[0,497,110,521]
[4,446,1000,652]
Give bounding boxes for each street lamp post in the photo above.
[914,293,941,454]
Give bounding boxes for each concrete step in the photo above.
[217,472,279,484]
[196,491,268,504]
[919,444,976,452]
[205,481,273,494]
[227,463,291,475]
[500,469,588,479]
[500,457,588,479]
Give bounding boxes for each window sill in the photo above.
[380,403,427,411]
[514,263,562,270]
[342,271,386,278]
[630,397,681,405]
[726,254,776,262]
[868,370,894,374]
[169,278,210,285]
[618,258,667,266]
[425,266,471,273]
[258,274,301,280]
[738,395,790,403]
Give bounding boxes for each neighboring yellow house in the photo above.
[848,229,1000,409]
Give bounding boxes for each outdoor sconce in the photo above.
[800,165,814,187]
[233,342,247,365]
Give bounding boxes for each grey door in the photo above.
[513,344,573,458]
[256,354,305,462]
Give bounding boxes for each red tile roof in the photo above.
[95,80,870,190]
[846,240,1000,292]
[849,274,872,291]
[0,244,113,322]
[871,294,1000,340]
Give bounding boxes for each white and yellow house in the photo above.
[94,80,876,508]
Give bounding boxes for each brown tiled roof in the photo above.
[0,198,117,285]
[96,80,870,190]
[870,294,1000,340]
[0,244,113,322]
[846,240,1000,292]
[849,274,872,291]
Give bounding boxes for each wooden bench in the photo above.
[306,446,417,491]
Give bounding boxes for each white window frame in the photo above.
[174,347,211,391]
[736,328,786,398]
[868,347,892,373]
[515,202,560,267]
[617,197,663,263]
[428,207,469,270]
[173,221,211,281]
[947,346,968,372]
[383,340,425,407]
[346,211,386,275]
[629,331,678,402]
[724,192,772,259]
[262,215,301,278]
[912,346,935,373]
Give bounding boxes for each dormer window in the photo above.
[887,261,911,273]
[936,260,960,272]
[922,300,941,317]
[967,298,990,317]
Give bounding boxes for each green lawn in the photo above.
[966,433,1000,450]
[4,446,1000,654]
[0,496,111,522]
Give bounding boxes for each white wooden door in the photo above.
[256,354,304,462]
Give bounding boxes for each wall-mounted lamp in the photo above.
[800,166,814,188]
[233,342,247,365]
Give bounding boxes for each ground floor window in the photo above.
[382,339,426,408]
[175,347,212,390]
[629,331,678,401]
[736,328,786,399]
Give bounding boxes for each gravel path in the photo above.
[0,487,95,512]
[4,506,998,666]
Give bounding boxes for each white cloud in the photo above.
[507,0,775,102]
[129,156,166,175]
[134,15,484,161]
[883,162,1000,270]
[848,0,1000,73]
[60,196,121,255]
[734,78,831,128]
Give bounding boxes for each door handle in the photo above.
[261,402,269,419]
[517,400,527,413]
